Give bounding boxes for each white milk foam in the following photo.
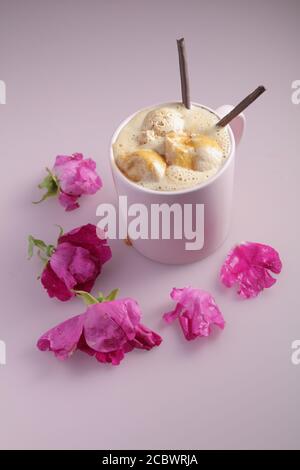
[113,103,231,191]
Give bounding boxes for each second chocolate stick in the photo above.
[217,86,266,128]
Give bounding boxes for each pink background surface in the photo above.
[0,0,299,450]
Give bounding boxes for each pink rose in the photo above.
[34,153,102,211]
[220,242,282,298]
[28,224,111,302]
[163,287,225,340]
[37,291,162,366]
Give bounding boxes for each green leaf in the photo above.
[74,290,99,305]
[46,244,55,257]
[74,289,120,306]
[28,235,35,259]
[28,235,47,259]
[104,288,119,302]
[54,224,64,238]
[33,168,59,204]
[27,235,55,263]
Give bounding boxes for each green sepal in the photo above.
[46,244,55,257]
[54,224,64,238]
[75,288,120,306]
[103,288,119,302]
[74,290,99,305]
[28,235,47,259]
[33,168,59,204]
[27,235,55,261]
[97,292,105,302]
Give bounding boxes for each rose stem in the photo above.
[177,37,191,109]
[216,86,266,128]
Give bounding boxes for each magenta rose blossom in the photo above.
[37,294,162,366]
[220,242,282,299]
[28,224,112,302]
[34,153,102,211]
[163,287,225,340]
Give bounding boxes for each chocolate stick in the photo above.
[217,86,266,128]
[177,38,191,109]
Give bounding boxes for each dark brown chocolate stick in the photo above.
[177,38,191,109]
[217,86,266,128]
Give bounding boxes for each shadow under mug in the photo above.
[110,102,245,264]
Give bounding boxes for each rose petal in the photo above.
[58,224,112,266]
[220,242,282,298]
[41,262,74,301]
[95,349,127,366]
[49,242,99,294]
[58,192,79,211]
[68,246,99,284]
[37,314,85,360]
[163,287,225,340]
[163,303,182,324]
[53,153,102,201]
[49,243,77,290]
[77,160,102,195]
[41,224,112,301]
[83,299,141,353]
[38,297,162,366]
[131,323,163,350]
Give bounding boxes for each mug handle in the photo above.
[215,105,246,146]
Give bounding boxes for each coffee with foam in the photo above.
[113,103,231,191]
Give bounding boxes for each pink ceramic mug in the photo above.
[110,102,245,264]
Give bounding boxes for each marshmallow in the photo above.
[138,130,165,155]
[142,107,184,136]
[117,149,166,183]
[164,131,194,169]
[192,134,223,171]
